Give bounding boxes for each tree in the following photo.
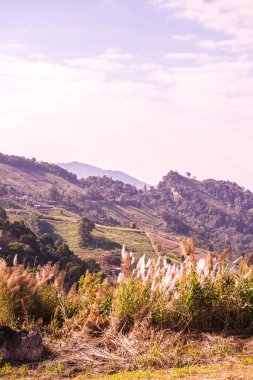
[78,216,95,247]
[0,207,8,228]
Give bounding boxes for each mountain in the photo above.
[1,153,253,257]
[145,171,253,254]
[58,161,148,189]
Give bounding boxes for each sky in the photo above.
[1,0,253,189]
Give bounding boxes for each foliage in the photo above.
[78,216,95,247]
[0,241,253,378]
[0,206,8,227]
[0,152,78,184]
[77,272,113,329]
[112,241,253,333]
[0,208,100,284]
[150,171,253,254]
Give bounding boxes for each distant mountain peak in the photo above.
[58,161,149,189]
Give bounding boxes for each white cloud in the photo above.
[1,45,253,188]
[197,39,240,52]
[30,53,49,60]
[166,52,210,63]
[170,33,197,41]
[151,0,253,51]
[65,48,134,73]
[0,42,27,51]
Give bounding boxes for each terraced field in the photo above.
[17,207,155,265]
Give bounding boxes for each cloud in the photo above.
[0,42,27,51]
[151,0,253,51]
[197,39,241,52]
[1,44,253,188]
[170,33,197,41]
[65,48,134,73]
[166,52,210,63]
[30,53,49,60]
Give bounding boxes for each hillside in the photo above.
[21,207,157,264]
[1,153,253,256]
[58,161,148,189]
[146,171,253,254]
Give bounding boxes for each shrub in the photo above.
[77,272,113,330]
[0,258,68,327]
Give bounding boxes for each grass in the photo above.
[6,207,157,269]
[127,205,166,230]
[0,245,253,379]
[75,362,253,380]
[40,208,80,250]
[93,225,155,258]
[1,360,253,380]
[38,208,156,260]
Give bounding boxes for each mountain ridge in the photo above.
[58,161,149,189]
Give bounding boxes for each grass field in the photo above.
[76,362,253,380]
[32,208,156,262]
[1,359,253,379]
[40,208,80,250]
[93,225,155,258]
[125,205,166,230]
[7,206,194,267]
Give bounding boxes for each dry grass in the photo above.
[12,330,251,379]
[0,239,253,379]
[1,333,253,379]
[0,258,69,327]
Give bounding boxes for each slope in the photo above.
[2,153,253,256]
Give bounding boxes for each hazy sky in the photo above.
[1,0,253,188]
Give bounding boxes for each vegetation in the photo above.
[0,207,99,284]
[2,153,253,256]
[0,259,69,327]
[0,235,252,378]
[21,207,155,265]
[92,225,155,258]
[0,153,78,184]
[78,216,95,247]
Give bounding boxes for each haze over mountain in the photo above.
[58,161,148,189]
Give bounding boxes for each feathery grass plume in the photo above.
[239,258,249,274]
[206,252,213,274]
[77,272,113,330]
[180,236,196,259]
[180,239,188,259]
[0,258,70,327]
[13,254,18,266]
[113,242,253,332]
[244,266,253,278]
[187,235,196,254]
[217,248,229,274]
[120,245,134,278]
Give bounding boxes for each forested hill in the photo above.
[0,153,78,184]
[1,153,253,254]
[144,171,253,253]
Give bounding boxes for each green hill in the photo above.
[1,153,253,257]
